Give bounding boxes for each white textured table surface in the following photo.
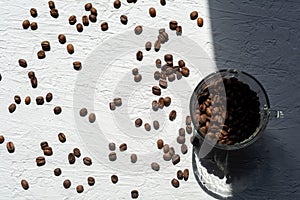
[0,0,299,200]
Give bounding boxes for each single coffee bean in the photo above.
[171,178,180,188]
[72,61,82,71]
[85,3,93,11]
[88,113,96,123]
[169,110,177,121]
[43,146,53,156]
[73,148,81,158]
[172,154,180,165]
[0,135,5,144]
[50,9,59,18]
[37,50,45,59]
[177,136,185,144]
[53,106,62,115]
[109,152,117,161]
[130,153,137,163]
[169,20,178,30]
[176,26,182,36]
[90,7,98,16]
[152,100,159,111]
[135,118,143,127]
[83,157,92,166]
[158,98,164,109]
[87,176,95,186]
[169,147,175,157]
[76,185,84,193]
[154,40,161,52]
[48,1,55,9]
[101,22,108,31]
[30,22,38,30]
[164,54,173,62]
[82,15,89,26]
[136,51,143,61]
[190,11,198,20]
[181,67,190,77]
[31,77,38,88]
[155,59,162,68]
[163,144,169,153]
[154,71,161,80]
[134,25,143,35]
[181,144,188,154]
[152,86,161,96]
[67,44,74,54]
[157,139,164,149]
[8,103,16,113]
[58,133,66,143]
[109,142,116,151]
[120,15,128,25]
[178,60,185,68]
[22,20,30,29]
[197,17,204,27]
[186,116,191,125]
[111,175,118,184]
[177,170,183,180]
[69,15,77,25]
[134,74,142,82]
[163,97,171,107]
[41,41,50,51]
[109,102,116,111]
[24,96,31,105]
[176,71,182,80]
[79,108,88,117]
[18,59,27,68]
[145,41,152,51]
[28,71,35,79]
[144,123,151,131]
[151,162,160,171]
[159,28,165,34]
[54,168,62,176]
[36,96,44,105]
[6,141,15,153]
[45,92,53,103]
[183,169,189,181]
[131,190,139,199]
[119,143,127,152]
[63,179,71,189]
[186,125,192,134]
[132,68,139,75]
[113,98,122,107]
[14,95,21,104]
[68,153,76,164]
[76,23,83,32]
[163,152,172,161]
[160,0,166,6]
[114,0,121,9]
[153,120,159,130]
[58,34,66,44]
[89,14,97,23]
[21,179,29,190]
[36,156,46,166]
[149,7,156,17]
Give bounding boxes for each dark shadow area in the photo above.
[205,0,300,199]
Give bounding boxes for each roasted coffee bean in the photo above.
[134,74,142,82]
[163,152,172,161]
[176,71,182,80]
[178,128,185,136]
[90,7,98,16]
[89,14,97,23]
[111,175,118,184]
[50,9,59,18]
[171,178,180,188]
[132,68,139,75]
[131,190,139,199]
[182,169,190,182]
[144,123,151,131]
[109,102,116,110]
[161,31,169,43]
[48,1,55,9]
[172,154,180,165]
[63,179,71,189]
[14,95,21,104]
[176,26,182,36]
[30,22,38,30]
[21,179,29,190]
[87,177,95,186]
[68,153,76,164]
[160,0,166,6]
[158,79,168,90]
[152,86,161,96]
[67,44,74,54]
[135,118,143,127]
[36,96,44,105]
[37,50,45,59]
[85,3,92,11]
[58,34,66,44]
[8,103,16,113]
[181,144,188,154]
[83,157,92,166]
[156,59,162,68]
[45,92,53,103]
[130,153,137,163]
[154,40,161,52]
[200,126,208,134]
[76,23,83,32]
[44,146,53,156]
[24,96,31,105]
[177,170,183,180]
[88,113,96,123]
[109,152,117,161]
[79,108,88,117]
[114,0,121,9]
[54,168,61,176]
[169,20,178,30]
[186,116,191,125]
[31,77,38,88]
[151,162,160,171]
[73,61,82,71]
[164,54,173,62]
[177,136,185,144]
[22,20,30,29]
[109,142,116,151]
[58,133,66,143]
[168,74,175,82]
[149,7,156,17]
[163,144,169,153]
[181,67,190,77]
[169,110,177,121]
[178,60,185,68]
[197,17,204,27]
[136,51,143,61]
[36,156,46,166]
[169,147,175,157]
[82,15,89,26]
[18,59,27,68]
[157,139,164,149]
[73,148,81,158]
[69,15,77,25]
[41,41,50,51]
[158,97,164,109]
[113,98,122,107]
[40,141,49,150]
[76,185,84,193]
[162,97,171,107]
[154,71,161,80]
[101,22,108,31]
[153,120,159,130]
[6,141,15,153]
[145,41,152,51]
[28,71,35,79]
[53,106,62,115]
[120,15,128,25]
[186,125,192,134]
[119,143,127,152]
[134,25,143,35]
[190,11,198,20]
[152,100,158,111]
[0,135,5,144]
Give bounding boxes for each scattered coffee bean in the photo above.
[89,14,97,23]
[73,148,81,158]
[119,143,127,152]
[63,179,71,189]
[163,144,169,153]
[152,100,159,111]
[172,154,180,165]
[160,0,166,6]
[79,108,88,117]
[164,54,173,62]
[53,106,62,115]
[58,133,66,143]
[132,68,139,75]
[85,3,93,11]
[155,59,162,68]
[111,175,118,184]
[41,41,50,51]
[163,153,172,161]
[36,156,46,166]
[181,144,188,154]
[88,113,96,123]
[58,34,66,44]
[130,153,137,163]
[0,135,5,144]
[48,1,55,9]
[120,15,128,25]
[177,136,185,144]
[185,116,191,125]
[178,128,185,137]
[69,15,77,25]
[135,118,143,127]
[134,74,142,82]
[30,22,38,30]
[164,97,171,107]
[67,44,74,54]
[13,95,21,104]
[54,168,61,176]
[154,71,161,80]
[176,26,182,36]
[37,50,45,59]
[90,7,98,16]
[50,8,59,18]
[178,60,185,68]
[171,178,180,188]
[109,142,116,151]
[144,123,151,131]
[154,40,161,52]
[43,146,53,156]
[21,179,29,190]
[35,96,44,105]
[169,20,178,30]
[113,98,122,107]
[131,190,139,199]
[177,170,183,180]
[45,92,53,103]
[151,162,160,171]
[40,141,48,150]
[109,102,116,110]
[28,71,35,79]
[22,20,30,29]
[176,71,182,80]
[169,147,175,157]
[149,7,156,17]
[157,139,164,149]
[190,11,198,20]
[82,15,89,26]
[83,157,92,166]
[136,51,143,61]
[68,153,76,164]
[109,152,117,161]
[24,96,31,105]
[87,177,95,186]
[152,86,161,96]
[159,79,168,89]
[181,67,190,77]
[197,17,204,27]
[183,169,189,181]
[76,23,83,32]
[145,41,152,51]
[101,22,108,31]
[114,0,121,9]
[8,103,16,113]
[72,61,82,71]
[6,141,15,153]
[153,120,159,130]
[186,125,192,134]
[169,110,177,121]
[30,77,38,88]
[134,25,143,35]
[76,185,84,193]
[18,59,27,68]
